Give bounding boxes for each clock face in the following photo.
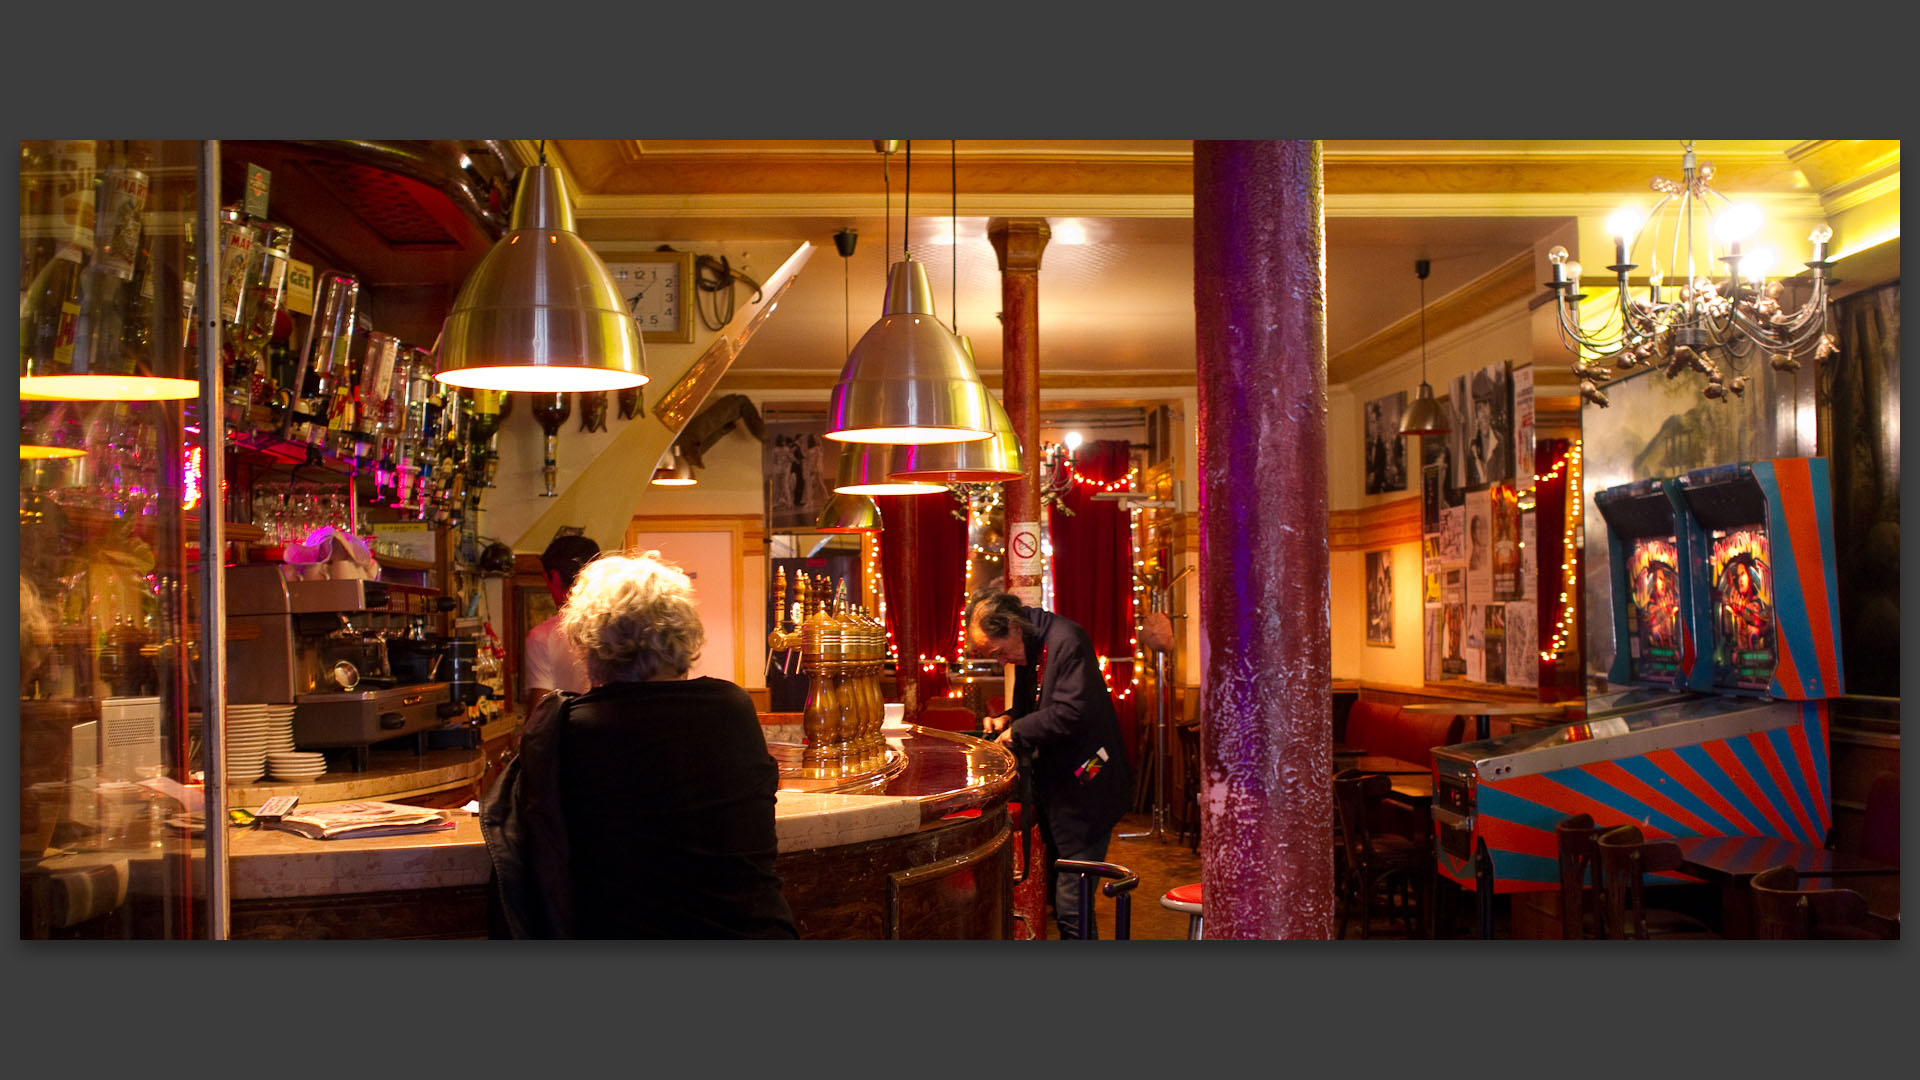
[607,255,693,342]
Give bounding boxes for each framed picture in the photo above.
[1448,360,1513,492]
[1363,390,1408,494]
[762,414,844,532]
[1365,550,1393,646]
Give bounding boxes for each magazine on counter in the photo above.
[264,800,455,841]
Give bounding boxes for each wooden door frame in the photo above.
[624,514,764,686]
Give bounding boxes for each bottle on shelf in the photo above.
[64,144,152,385]
[530,391,572,497]
[286,270,358,453]
[234,222,295,431]
[20,141,101,383]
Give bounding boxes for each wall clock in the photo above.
[606,250,695,344]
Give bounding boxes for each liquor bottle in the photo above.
[464,388,511,488]
[237,223,295,418]
[530,391,571,497]
[326,313,371,459]
[211,206,261,433]
[579,390,608,432]
[354,330,401,467]
[65,146,150,383]
[287,271,359,450]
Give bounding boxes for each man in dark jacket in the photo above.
[966,589,1135,939]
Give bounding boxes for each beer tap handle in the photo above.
[773,567,788,633]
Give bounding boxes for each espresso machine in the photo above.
[226,564,459,770]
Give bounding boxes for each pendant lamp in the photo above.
[816,492,884,533]
[889,338,1024,482]
[833,442,946,495]
[1399,258,1450,437]
[826,140,993,445]
[650,444,697,486]
[435,145,649,393]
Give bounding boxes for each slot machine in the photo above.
[1429,458,1842,930]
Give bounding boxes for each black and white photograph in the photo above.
[1363,390,1408,495]
[762,416,840,531]
[1365,550,1393,646]
[1449,360,1513,491]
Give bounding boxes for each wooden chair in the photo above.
[1556,813,1606,939]
[1594,825,1721,940]
[1750,866,1891,940]
[1332,767,1433,939]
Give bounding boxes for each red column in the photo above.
[987,218,1049,606]
[1193,141,1334,939]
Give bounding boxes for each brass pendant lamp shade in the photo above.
[833,441,947,496]
[650,444,697,486]
[1400,384,1449,437]
[815,492,884,533]
[889,338,1024,482]
[826,259,995,445]
[1399,258,1450,438]
[434,163,649,393]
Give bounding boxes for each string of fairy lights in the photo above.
[933,460,1152,703]
[1539,441,1583,663]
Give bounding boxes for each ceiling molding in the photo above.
[717,368,1197,393]
[1327,250,1538,385]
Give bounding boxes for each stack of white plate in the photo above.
[226,704,296,783]
[266,750,327,782]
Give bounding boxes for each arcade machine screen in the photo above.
[1627,536,1682,684]
[1707,527,1775,691]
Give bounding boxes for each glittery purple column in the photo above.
[1194,141,1334,939]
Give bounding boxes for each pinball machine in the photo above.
[1429,458,1844,934]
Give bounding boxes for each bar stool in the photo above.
[1160,881,1204,939]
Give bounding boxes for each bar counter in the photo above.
[25,727,1018,940]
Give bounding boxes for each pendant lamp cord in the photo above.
[951,139,958,333]
[903,140,911,262]
[1418,261,1430,385]
[537,140,547,166]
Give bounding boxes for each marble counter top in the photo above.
[27,726,1016,918]
[221,786,930,899]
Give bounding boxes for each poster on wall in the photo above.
[1449,360,1513,492]
[1421,462,1444,535]
[1364,391,1409,495]
[1365,550,1393,646]
[1491,482,1521,600]
[1440,505,1465,563]
[1507,599,1539,688]
[1425,605,1444,682]
[1513,364,1535,495]
[762,415,842,531]
[1520,513,1536,602]
[1442,570,1467,678]
[1465,489,1492,578]
[1483,603,1507,685]
[1422,534,1443,604]
[1465,601,1486,683]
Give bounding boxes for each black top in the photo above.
[1005,607,1135,854]
[557,678,797,939]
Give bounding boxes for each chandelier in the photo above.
[1543,141,1837,408]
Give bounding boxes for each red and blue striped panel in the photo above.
[1750,459,1845,700]
[1435,701,1830,892]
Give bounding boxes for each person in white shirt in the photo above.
[523,534,600,714]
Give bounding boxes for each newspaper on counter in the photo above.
[264,800,455,840]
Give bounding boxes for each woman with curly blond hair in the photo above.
[483,549,797,939]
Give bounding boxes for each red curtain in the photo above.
[876,491,967,708]
[1049,439,1138,764]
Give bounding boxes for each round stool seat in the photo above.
[1160,882,1204,939]
[1160,882,1204,913]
